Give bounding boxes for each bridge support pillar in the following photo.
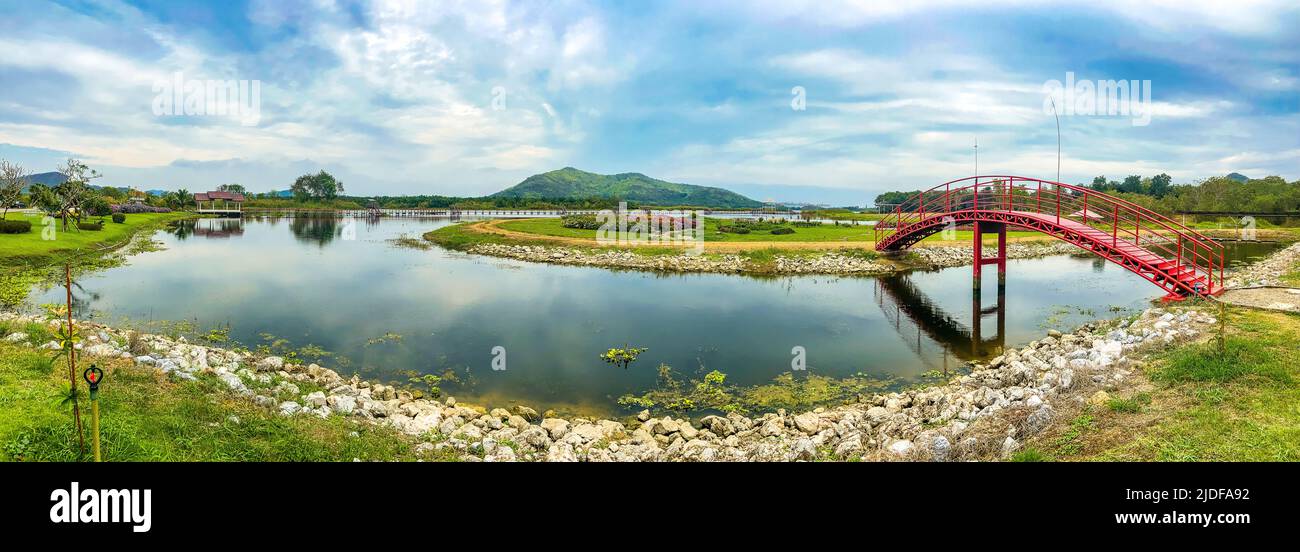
[972,221,1007,295]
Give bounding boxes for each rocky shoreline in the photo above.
[1224,241,1300,288]
[0,306,1214,461]
[465,240,1080,276]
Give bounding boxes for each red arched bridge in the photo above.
[874,176,1225,299]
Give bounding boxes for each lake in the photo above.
[31,216,1282,417]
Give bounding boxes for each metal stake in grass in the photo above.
[83,365,104,462]
[1219,299,1226,357]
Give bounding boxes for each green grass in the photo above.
[0,211,191,270]
[1010,448,1053,462]
[0,339,453,462]
[496,217,1045,243]
[1106,393,1151,413]
[1086,309,1300,461]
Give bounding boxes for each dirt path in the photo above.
[472,218,1055,252]
[1220,287,1300,313]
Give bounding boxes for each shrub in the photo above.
[85,195,113,216]
[770,227,795,235]
[718,225,750,234]
[111,203,172,214]
[77,221,103,231]
[112,213,126,223]
[560,214,601,230]
[0,219,32,234]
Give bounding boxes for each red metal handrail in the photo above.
[874,176,1225,296]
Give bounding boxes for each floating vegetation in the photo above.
[618,365,895,415]
[600,345,648,370]
[389,234,433,250]
[364,332,404,347]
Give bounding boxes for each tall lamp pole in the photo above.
[1050,98,1061,183]
[974,137,979,185]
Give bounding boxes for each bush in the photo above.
[718,225,750,234]
[77,221,103,231]
[560,214,601,230]
[111,203,172,214]
[85,195,113,216]
[0,219,32,234]
[770,227,795,235]
[112,213,126,223]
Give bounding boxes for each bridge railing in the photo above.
[875,176,1225,294]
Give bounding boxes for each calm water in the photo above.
[31,216,1282,416]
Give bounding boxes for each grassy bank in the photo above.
[497,217,1047,244]
[1024,307,1299,462]
[0,211,194,307]
[0,336,446,461]
[0,211,192,270]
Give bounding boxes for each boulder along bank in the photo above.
[462,240,1081,276]
[1,306,1215,462]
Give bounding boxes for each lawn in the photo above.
[0,331,447,462]
[497,217,1046,244]
[0,211,191,270]
[1065,308,1300,461]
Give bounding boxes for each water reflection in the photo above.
[170,218,246,240]
[876,273,1004,372]
[288,216,343,247]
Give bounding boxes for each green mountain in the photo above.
[490,167,763,208]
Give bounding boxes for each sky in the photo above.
[0,0,1297,205]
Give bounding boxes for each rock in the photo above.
[540,418,570,440]
[791,437,817,461]
[1022,404,1055,436]
[887,439,914,457]
[217,372,250,395]
[255,356,285,372]
[1087,390,1112,406]
[793,412,821,434]
[278,401,301,416]
[326,394,357,415]
[1001,436,1020,458]
[1047,329,1063,338]
[513,405,540,421]
[304,391,327,407]
[2,332,28,343]
[636,409,651,422]
[931,436,951,462]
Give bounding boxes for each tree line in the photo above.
[873,174,1300,216]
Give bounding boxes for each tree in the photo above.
[289,170,345,202]
[0,159,28,220]
[165,189,194,210]
[217,183,247,195]
[1150,173,1172,198]
[1120,175,1143,194]
[54,158,100,230]
[1091,175,1109,191]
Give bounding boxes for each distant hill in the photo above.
[20,171,67,191]
[490,167,763,208]
[1226,172,1249,183]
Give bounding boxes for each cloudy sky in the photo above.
[1,0,1297,204]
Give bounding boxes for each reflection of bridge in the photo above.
[875,274,1004,369]
[875,176,1225,299]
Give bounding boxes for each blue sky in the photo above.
[1,0,1297,204]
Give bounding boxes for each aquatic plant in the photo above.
[600,345,648,370]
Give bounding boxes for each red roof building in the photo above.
[195,191,246,215]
